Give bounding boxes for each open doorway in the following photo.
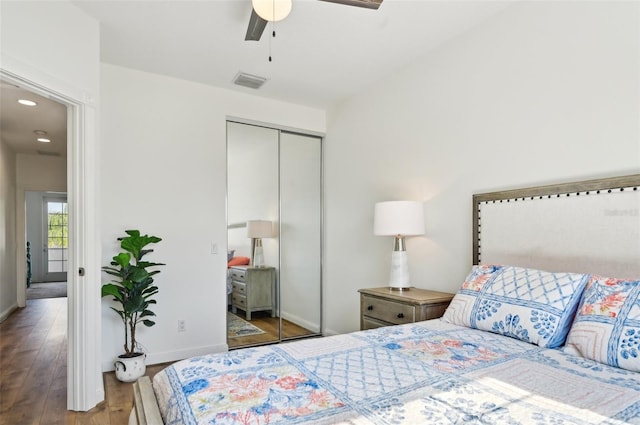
[0,79,68,300]
[25,191,69,300]
[0,70,102,411]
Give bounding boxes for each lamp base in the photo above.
[388,250,411,290]
[253,241,265,267]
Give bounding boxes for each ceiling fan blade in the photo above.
[245,9,268,41]
[318,0,383,10]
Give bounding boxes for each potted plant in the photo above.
[101,230,164,382]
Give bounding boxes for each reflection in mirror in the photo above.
[280,132,322,337]
[227,122,279,348]
[226,121,322,349]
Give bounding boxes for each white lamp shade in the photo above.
[246,220,274,238]
[252,0,292,22]
[374,201,425,236]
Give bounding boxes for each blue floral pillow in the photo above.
[564,276,640,372]
[442,265,589,348]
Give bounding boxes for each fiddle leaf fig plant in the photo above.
[102,230,164,357]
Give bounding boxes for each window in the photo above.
[46,199,68,274]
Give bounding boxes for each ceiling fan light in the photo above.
[252,0,292,22]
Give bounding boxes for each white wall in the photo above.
[0,139,17,321]
[100,63,325,369]
[16,154,67,190]
[1,1,99,98]
[323,1,640,335]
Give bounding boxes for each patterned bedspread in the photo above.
[152,320,640,424]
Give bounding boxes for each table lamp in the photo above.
[247,220,274,267]
[374,201,425,290]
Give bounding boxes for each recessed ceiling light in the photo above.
[37,138,51,143]
[34,130,48,136]
[18,99,37,106]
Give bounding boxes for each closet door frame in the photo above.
[226,117,324,346]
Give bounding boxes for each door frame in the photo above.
[2,68,103,411]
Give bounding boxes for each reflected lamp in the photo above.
[247,220,274,267]
[374,201,425,290]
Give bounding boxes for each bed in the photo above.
[131,174,640,425]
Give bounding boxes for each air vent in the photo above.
[37,150,61,157]
[233,72,268,90]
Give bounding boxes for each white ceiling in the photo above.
[75,0,514,108]
[1,0,514,157]
[0,81,68,157]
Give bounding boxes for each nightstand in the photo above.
[230,266,276,320]
[358,287,454,330]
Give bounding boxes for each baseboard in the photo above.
[102,343,229,372]
[281,311,320,334]
[321,327,340,337]
[95,385,105,404]
[0,303,18,323]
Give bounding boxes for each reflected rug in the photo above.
[227,312,266,338]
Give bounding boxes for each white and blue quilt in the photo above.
[153,320,640,424]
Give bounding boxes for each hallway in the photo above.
[0,298,163,424]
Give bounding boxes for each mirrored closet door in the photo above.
[226,121,322,349]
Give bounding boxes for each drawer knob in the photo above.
[397,313,404,319]
[367,305,373,311]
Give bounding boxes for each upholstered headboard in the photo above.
[473,174,640,279]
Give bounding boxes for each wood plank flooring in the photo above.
[227,310,317,348]
[0,298,167,425]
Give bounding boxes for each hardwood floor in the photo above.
[0,298,166,425]
[227,310,318,349]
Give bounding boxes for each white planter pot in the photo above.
[114,353,146,382]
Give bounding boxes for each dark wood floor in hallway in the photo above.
[0,298,164,425]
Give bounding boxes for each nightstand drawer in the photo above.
[358,287,455,330]
[362,316,392,330]
[232,281,246,295]
[229,268,246,281]
[362,295,415,325]
[232,293,247,308]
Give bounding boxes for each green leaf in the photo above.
[120,230,162,261]
[102,284,122,299]
[109,307,125,320]
[142,286,159,295]
[112,252,131,269]
[127,267,149,283]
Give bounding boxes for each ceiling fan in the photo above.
[245,0,383,41]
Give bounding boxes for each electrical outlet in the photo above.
[211,243,218,254]
[177,320,186,332]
